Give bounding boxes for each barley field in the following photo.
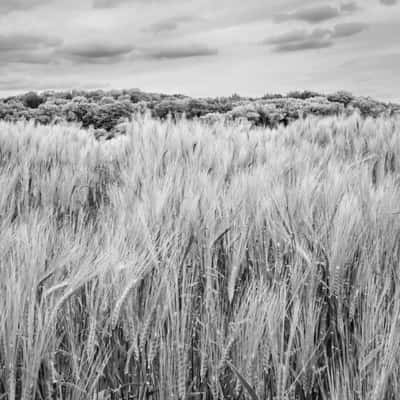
[1,114,400,400]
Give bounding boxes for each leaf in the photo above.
[211,226,231,248]
[227,261,240,304]
[226,361,260,400]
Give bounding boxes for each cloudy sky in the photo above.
[1,0,400,101]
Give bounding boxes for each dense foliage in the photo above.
[1,89,399,137]
[1,115,400,399]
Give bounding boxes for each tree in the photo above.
[327,91,354,106]
[287,90,321,100]
[23,92,44,109]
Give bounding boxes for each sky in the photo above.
[1,0,400,101]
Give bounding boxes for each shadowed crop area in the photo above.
[1,114,400,399]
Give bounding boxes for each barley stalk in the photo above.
[147,333,160,366]
[177,343,186,400]
[87,315,97,359]
[140,309,155,355]
[111,278,139,329]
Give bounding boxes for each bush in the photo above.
[350,97,386,118]
[327,91,354,106]
[287,90,322,100]
[23,92,44,109]
[262,93,284,100]
[0,89,396,130]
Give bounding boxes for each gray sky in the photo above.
[1,0,400,101]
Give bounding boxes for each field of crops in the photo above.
[1,114,400,400]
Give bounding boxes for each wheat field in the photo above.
[1,114,400,400]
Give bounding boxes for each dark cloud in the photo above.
[0,0,50,13]
[92,0,131,8]
[0,34,61,51]
[58,39,215,64]
[0,34,61,65]
[340,1,360,12]
[380,0,397,5]
[275,5,341,24]
[1,50,55,65]
[145,16,195,33]
[59,42,135,63]
[145,44,218,59]
[263,28,333,52]
[332,22,368,38]
[262,29,308,45]
[275,39,333,52]
[147,21,178,33]
[93,0,165,8]
[263,21,368,53]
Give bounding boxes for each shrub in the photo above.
[0,89,396,130]
[350,97,386,118]
[287,90,322,100]
[262,93,284,100]
[23,91,44,109]
[327,91,354,106]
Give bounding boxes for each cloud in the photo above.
[0,77,108,92]
[262,29,309,45]
[0,0,50,13]
[263,28,333,52]
[145,44,218,59]
[332,22,368,37]
[92,0,131,8]
[0,33,61,51]
[1,50,55,65]
[340,1,360,12]
[263,21,368,53]
[59,41,135,63]
[0,78,36,91]
[275,39,333,52]
[0,34,61,65]
[93,0,165,8]
[380,0,397,5]
[59,37,217,63]
[275,5,341,24]
[145,16,196,33]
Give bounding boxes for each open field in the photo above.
[1,114,400,399]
